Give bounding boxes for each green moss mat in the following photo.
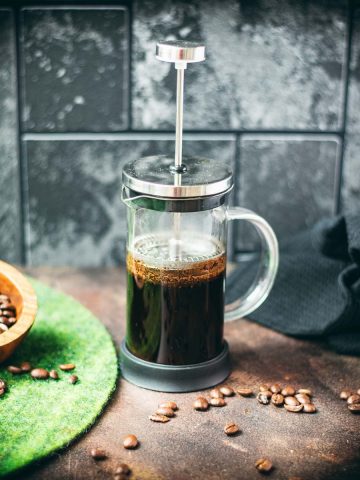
[0,278,118,477]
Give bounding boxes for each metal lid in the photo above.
[156,41,205,64]
[122,155,233,198]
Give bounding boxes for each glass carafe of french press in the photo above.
[120,41,279,392]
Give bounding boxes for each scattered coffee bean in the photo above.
[7,365,23,374]
[0,379,7,390]
[59,363,76,371]
[0,388,5,397]
[347,394,360,405]
[0,324,9,333]
[303,403,317,413]
[255,458,273,473]
[295,393,311,404]
[91,447,107,460]
[20,361,32,373]
[340,390,352,400]
[49,370,59,380]
[156,407,175,417]
[285,396,300,407]
[69,375,78,384]
[297,388,312,397]
[348,404,360,413]
[284,404,303,413]
[259,384,270,392]
[224,422,240,436]
[210,397,226,407]
[210,388,223,399]
[220,385,235,397]
[123,434,138,449]
[281,386,296,397]
[237,388,253,397]
[149,414,170,423]
[115,464,131,475]
[270,384,281,394]
[257,392,271,405]
[271,393,284,407]
[193,397,209,411]
[159,401,178,411]
[31,368,49,379]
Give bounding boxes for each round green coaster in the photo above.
[0,278,118,476]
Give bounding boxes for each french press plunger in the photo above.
[120,41,279,392]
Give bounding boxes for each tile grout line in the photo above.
[335,0,354,214]
[127,0,133,131]
[14,6,27,265]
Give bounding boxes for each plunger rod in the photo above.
[175,66,185,170]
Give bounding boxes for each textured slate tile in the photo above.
[236,136,340,251]
[21,7,128,132]
[25,136,235,267]
[133,0,347,130]
[342,6,360,212]
[0,10,21,263]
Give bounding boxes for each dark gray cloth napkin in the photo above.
[226,214,360,355]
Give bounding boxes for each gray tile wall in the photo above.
[0,1,358,266]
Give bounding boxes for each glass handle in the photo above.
[225,207,279,322]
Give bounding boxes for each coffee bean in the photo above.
[0,379,7,390]
[20,361,32,373]
[193,397,209,411]
[220,385,235,397]
[259,384,270,392]
[7,365,23,374]
[59,363,76,371]
[285,396,300,406]
[224,422,240,436]
[123,434,138,449]
[297,388,312,397]
[91,447,107,460]
[237,388,253,397]
[210,397,226,407]
[257,392,271,405]
[1,310,14,318]
[30,368,49,379]
[49,370,59,380]
[0,324,9,333]
[156,407,175,417]
[69,375,78,384]
[1,317,14,327]
[271,393,284,406]
[255,458,273,473]
[295,393,311,404]
[210,388,223,399]
[348,404,360,413]
[115,464,131,475]
[281,386,296,397]
[149,414,170,423]
[347,394,360,405]
[340,390,352,400]
[303,403,317,413]
[284,404,303,413]
[159,401,178,411]
[0,388,5,397]
[270,384,281,394]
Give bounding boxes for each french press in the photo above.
[120,41,279,392]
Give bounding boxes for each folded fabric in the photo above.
[226,214,360,355]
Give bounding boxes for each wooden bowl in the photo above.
[0,260,37,363]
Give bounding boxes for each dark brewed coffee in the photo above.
[126,246,226,365]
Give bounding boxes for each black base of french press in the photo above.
[119,340,231,393]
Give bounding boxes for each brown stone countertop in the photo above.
[10,267,360,480]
